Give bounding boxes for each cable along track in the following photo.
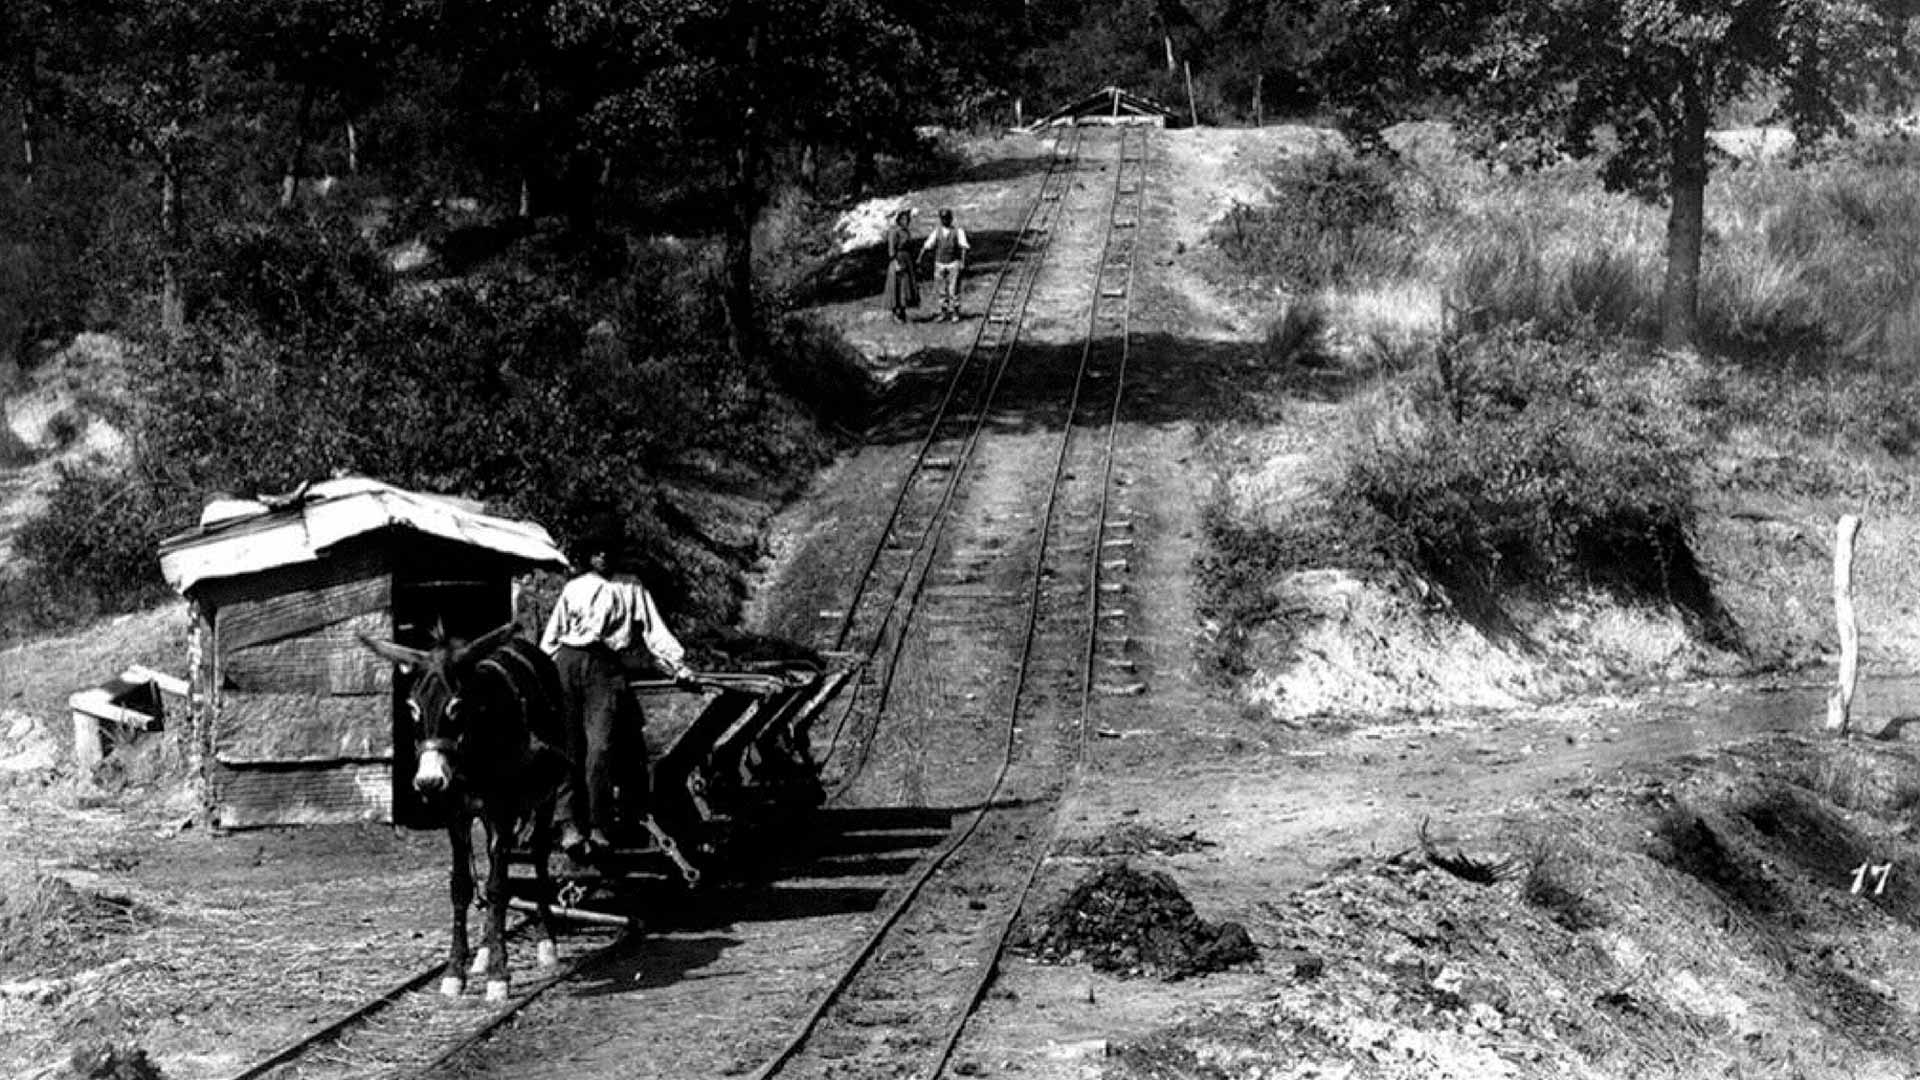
[755,123,1150,1080]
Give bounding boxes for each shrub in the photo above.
[13,224,860,635]
[10,465,188,628]
[1262,296,1331,370]
[1340,329,1706,594]
[1445,221,1653,339]
[1214,149,1410,289]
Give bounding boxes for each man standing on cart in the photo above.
[541,528,698,858]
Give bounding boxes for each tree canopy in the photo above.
[1317,0,1920,349]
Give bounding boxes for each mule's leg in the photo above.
[532,800,559,968]
[481,811,513,1002]
[466,816,492,977]
[443,815,474,996]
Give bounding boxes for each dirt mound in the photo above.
[1014,861,1256,980]
[0,872,152,980]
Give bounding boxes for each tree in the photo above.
[564,0,926,362]
[35,0,255,334]
[225,0,429,206]
[1317,0,1920,350]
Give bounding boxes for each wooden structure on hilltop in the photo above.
[1026,85,1183,129]
[159,478,567,828]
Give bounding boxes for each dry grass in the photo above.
[0,604,190,764]
[0,864,153,980]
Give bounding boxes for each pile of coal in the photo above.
[69,1043,165,1080]
[1014,860,1256,980]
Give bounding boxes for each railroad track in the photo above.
[813,124,1087,789]
[756,123,1152,1080]
[223,912,626,1080]
[222,125,1152,1080]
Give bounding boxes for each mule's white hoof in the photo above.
[468,946,492,976]
[439,975,465,997]
[535,939,559,968]
[484,979,511,1004]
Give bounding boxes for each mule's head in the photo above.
[360,623,518,796]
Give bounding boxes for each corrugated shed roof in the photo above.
[158,477,568,594]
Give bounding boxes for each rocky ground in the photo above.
[5,122,1920,1080]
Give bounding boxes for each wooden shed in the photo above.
[158,478,567,829]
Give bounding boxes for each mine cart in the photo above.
[533,657,852,913]
[639,659,853,877]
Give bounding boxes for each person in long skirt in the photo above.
[883,209,919,322]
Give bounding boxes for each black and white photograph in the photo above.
[6,2,1920,1077]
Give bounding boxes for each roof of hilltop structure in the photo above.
[1026,85,1185,129]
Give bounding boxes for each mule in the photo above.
[360,623,570,1003]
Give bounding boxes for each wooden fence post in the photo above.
[1184,61,1199,127]
[1826,514,1861,735]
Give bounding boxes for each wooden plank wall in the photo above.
[202,545,395,827]
[210,763,393,828]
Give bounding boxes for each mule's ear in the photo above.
[359,634,429,674]
[452,622,518,667]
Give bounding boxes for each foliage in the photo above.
[1016,0,1333,123]
[10,466,187,627]
[1341,329,1706,594]
[1314,0,1920,347]
[1213,149,1409,290]
[1445,221,1654,339]
[13,215,850,632]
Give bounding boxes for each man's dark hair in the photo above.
[938,209,953,226]
[573,515,627,568]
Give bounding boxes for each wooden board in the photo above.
[209,762,393,828]
[218,572,391,653]
[213,692,391,764]
[222,613,392,695]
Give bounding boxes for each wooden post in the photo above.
[1826,514,1861,734]
[1184,62,1199,128]
[1253,73,1263,128]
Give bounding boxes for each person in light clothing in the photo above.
[540,536,696,856]
[920,208,970,322]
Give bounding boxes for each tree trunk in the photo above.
[18,54,37,186]
[279,81,317,208]
[799,142,818,193]
[851,134,875,196]
[345,116,359,173]
[520,95,540,219]
[720,6,764,364]
[722,123,762,365]
[1660,69,1710,351]
[160,137,185,335]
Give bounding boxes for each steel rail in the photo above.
[927,123,1151,1080]
[751,124,1151,1080]
[811,125,1088,781]
[222,916,629,1080]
